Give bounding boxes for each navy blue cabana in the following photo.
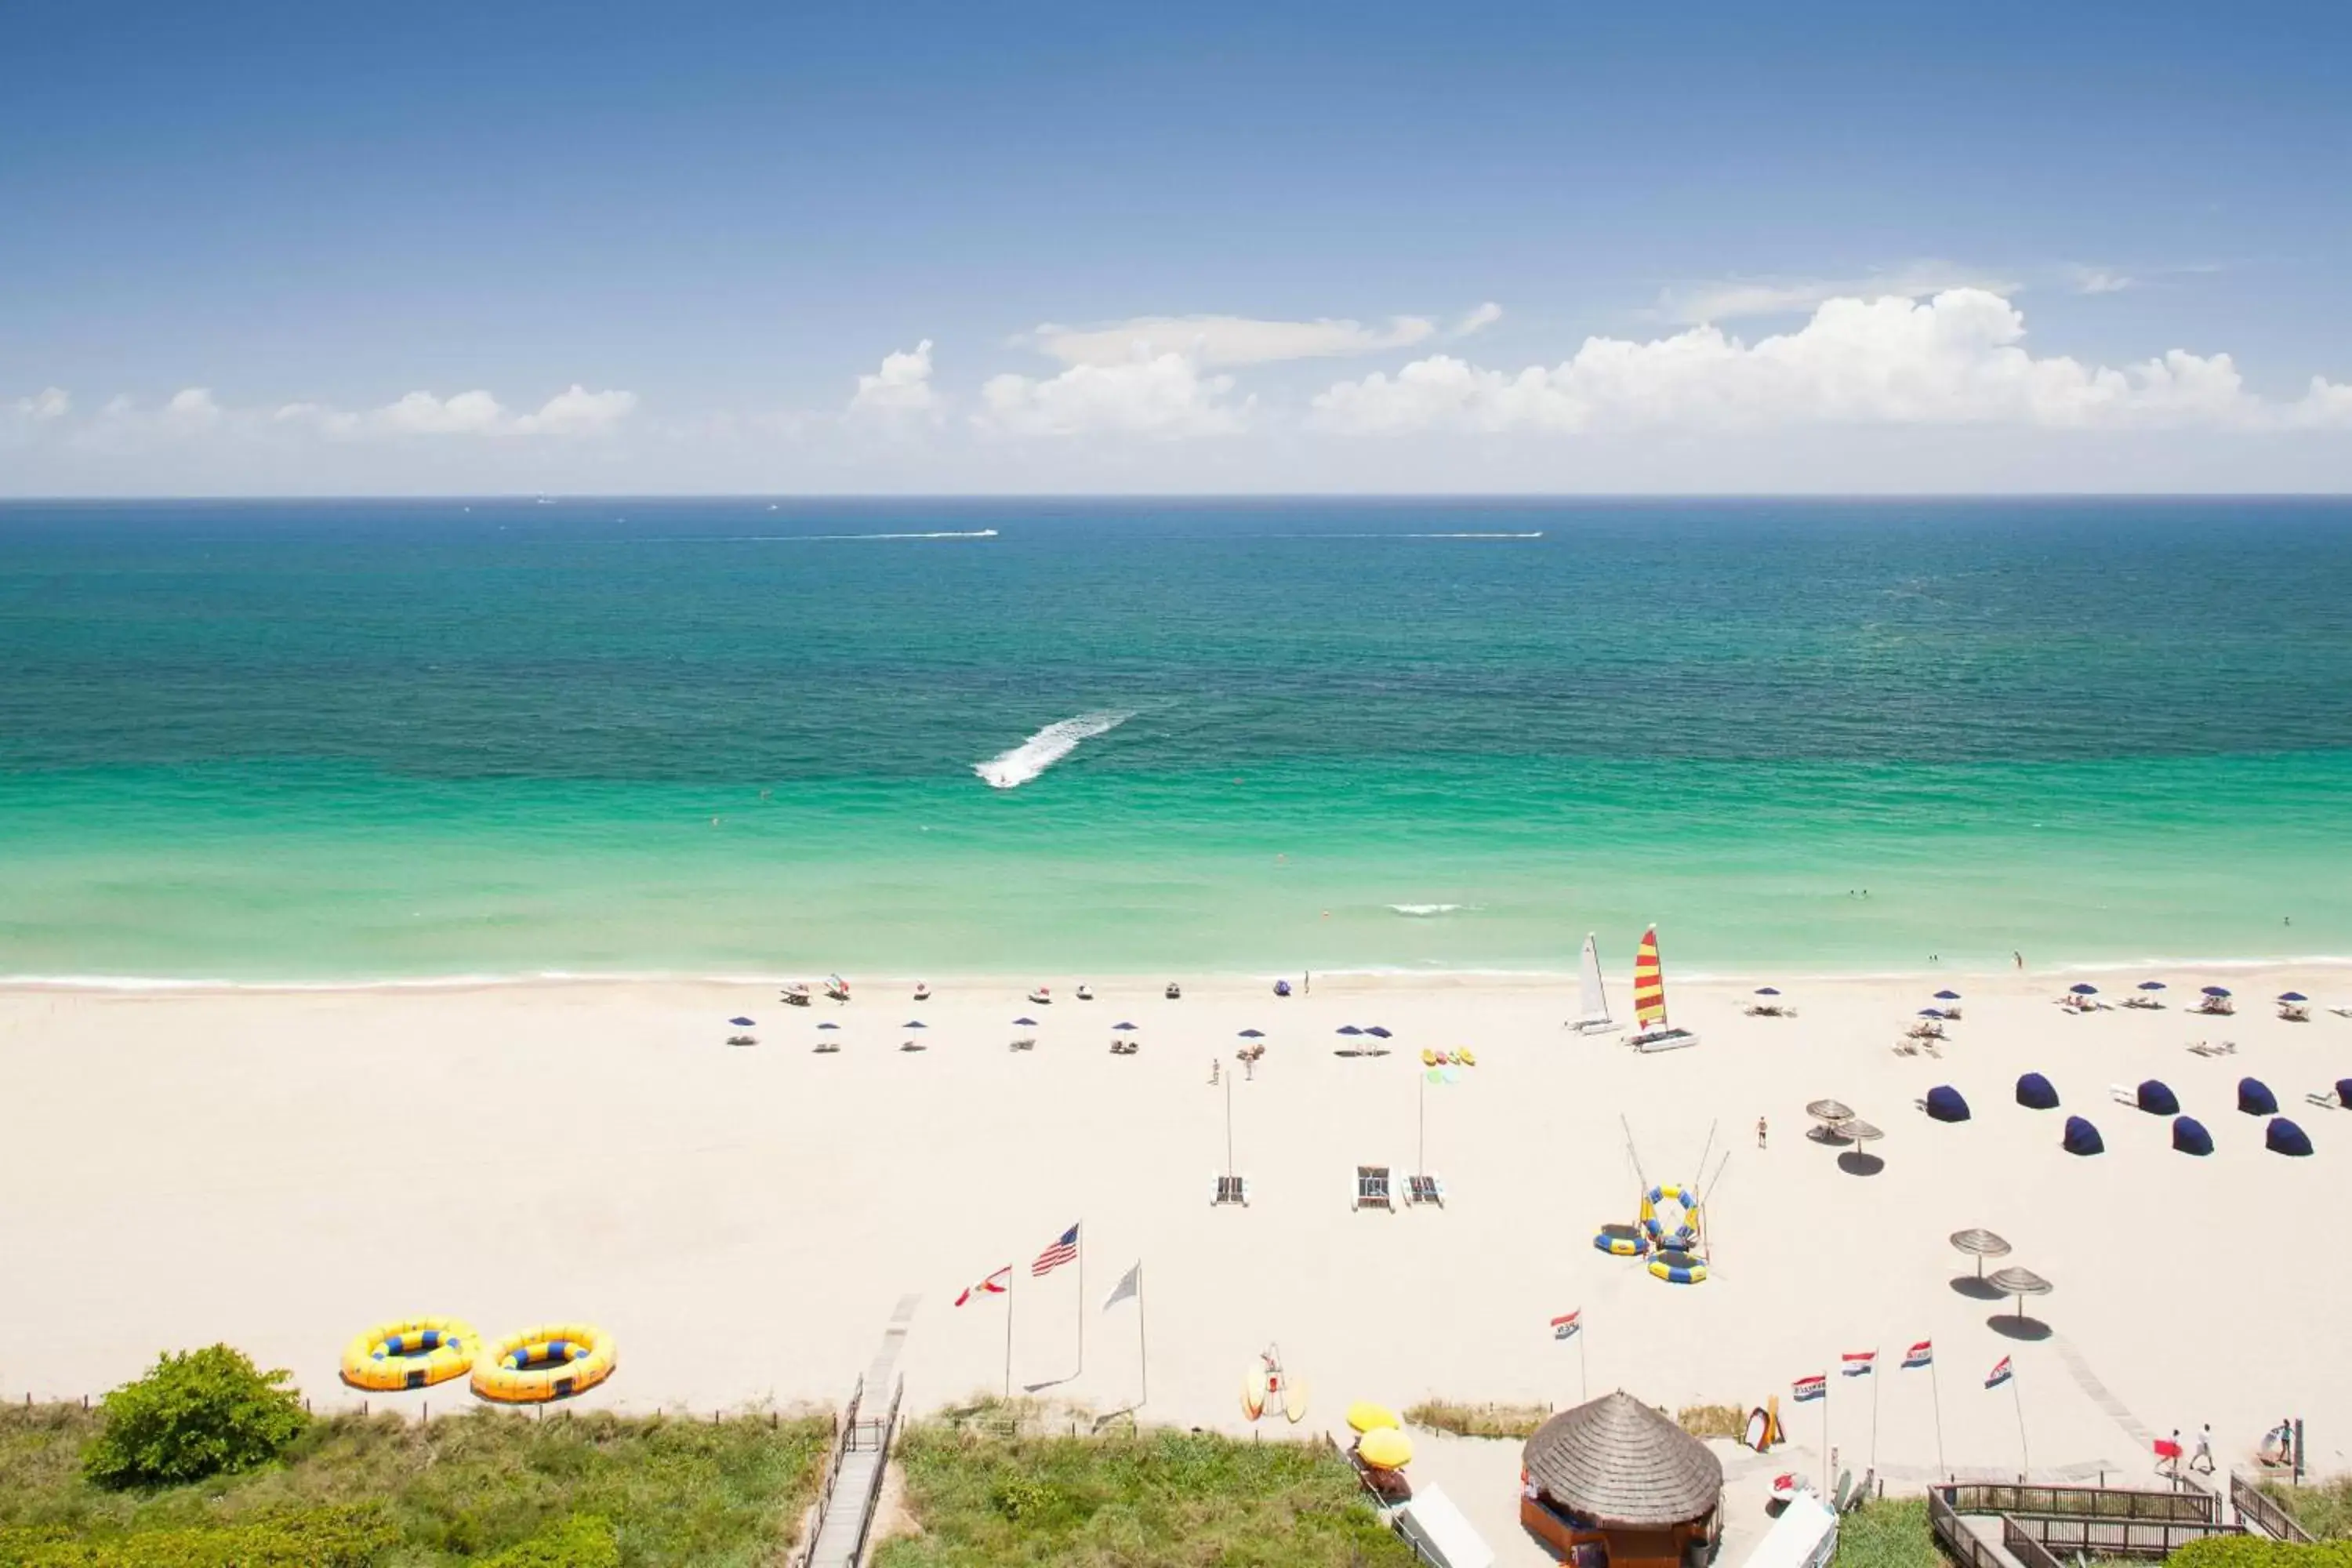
[2136,1080,2180,1116]
[2267,1118,2314,1157]
[2063,1115,2104,1156]
[2172,1116,2213,1156]
[2016,1073,2060,1110]
[1926,1085,1971,1123]
[2238,1077,2278,1116]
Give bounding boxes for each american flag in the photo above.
[1551,1310,1581,1341]
[1842,1350,1877,1377]
[1791,1374,1827,1403]
[1033,1223,1080,1276]
[1902,1341,1934,1370]
[955,1266,1011,1307]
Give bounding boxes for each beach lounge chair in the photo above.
[2279,1002,2311,1022]
[1353,1165,1394,1212]
[824,981,850,1002]
[1405,1174,1445,1208]
[2186,1040,2238,1058]
[1028,987,1052,1004]
[1165,982,1182,1000]
[781,988,811,1007]
[899,1038,926,1052]
[814,1040,841,1054]
[1892,1041,1919,1057]
[726,1033,757,1047]
[1009,1036,1036,1051]
[2332,1005,2352,1020]
[2192,997,2234,1016]
[1075,984,1093,1000]
[1212,1174,1249,1207]
[913,983,931,1001]
[1846,1469,1874,1513]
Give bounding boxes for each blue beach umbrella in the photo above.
[2139,980,2167,992]
[1011,1017,1038,1027]
[1934,989,1962,1001]
[1917,1008,1944,1018]
[2279,992,2308,1003]
[1238,1029,1265,1039]
[1755,987,1781,996]
[729,1017,756,1027]
[903,1020,927,1029]
[2070,983,2099,996]
[1336,1025,1363,1036]
[2202,985,2232,998]
[1365,1025,1393,1039]
[1113,1022,1138,1031]
[817,1022,840,1030]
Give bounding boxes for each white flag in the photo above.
[1102,1260,1141,1312]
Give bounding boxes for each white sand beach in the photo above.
[4,963,2345,1508]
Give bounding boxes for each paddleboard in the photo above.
[1243,1365,1268,1421]
[1743,1406,1769,1451]
[1283,1376,1309,1424]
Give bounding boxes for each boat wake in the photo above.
[1402,532,1544,539]
[644,529,1000,543]
[974,711,1132,789]
[1388,903,1479,916]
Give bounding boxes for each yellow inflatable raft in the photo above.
[470,1323,616,1403]
[340,1316,478,1391]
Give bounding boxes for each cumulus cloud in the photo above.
[1311,289,2352,437]
[165,387,223,424]
[978,347,1250,437]
[847,339,938,419]
[9,387,71,420]
[1657,263,2017,325]
[281,385,637,437]
[510,384,637,436]
[2071,267,2134,295]
[1027,310,1463,369]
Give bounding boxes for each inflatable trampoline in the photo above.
[1593,1222,1652,1257]
[470,1323,615,1403]
[2172,1116,2213,1156]
[340,1316,478,1392]
[2063,1115,2104,1156]
[2136,1080,2180,1116]
[2239,1078,2278,1116]
[1640,1184,1701,1248]
[1925,1085,1970,1123]
[2016,1073,2060,1110]
[1648,1248,1709,1285]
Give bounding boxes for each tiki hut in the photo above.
[1519,1390,1723,1568]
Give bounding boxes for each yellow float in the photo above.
[470,1323,616,1403]
[340,1316,478,1391]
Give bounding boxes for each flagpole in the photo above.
[1004,1277,1014,1399]
[1929,1355,1947,1479]
[1137,1262,1149,1410]
[1076,1223,1085,1377]
[2011,1369,2030,1481]
[1871,1352,1882,1473]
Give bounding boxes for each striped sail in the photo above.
[1632,925,1667,1025]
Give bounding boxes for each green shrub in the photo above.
[2168,1539,2352,1568]
[81,1345,308,1489]
[0,1502,394,1566]
[479,1512,622,1566]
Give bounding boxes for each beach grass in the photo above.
[873,1409,1414,1566]
[1399,1399,1551,1440]
[0,1401,830,1566]
[2263,1477,2352,1540]
[1831,1497,1940,1568]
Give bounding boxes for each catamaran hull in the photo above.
[1570,1018,1617,1035]
[1629,1026,1700,1054]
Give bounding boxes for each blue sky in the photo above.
[5,0,2351,492]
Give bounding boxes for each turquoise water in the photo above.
[3,498,2348,981]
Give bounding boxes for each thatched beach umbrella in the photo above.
[1806,1099,1855,1125]
[1985,1265,2053,1320]
[1521,1391,1724,1530]
[1950,1228,2012,1281]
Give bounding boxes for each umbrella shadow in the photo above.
[1988,1313,2053,1341]
[1949,1276,2005,1301]
[1836,1151,1886,1176]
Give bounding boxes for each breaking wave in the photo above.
[1388,903,1478,916]
[974,711,1133,789]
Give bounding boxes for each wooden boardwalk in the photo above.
[800,1296,919,1568]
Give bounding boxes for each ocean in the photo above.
[3,497,2348,984]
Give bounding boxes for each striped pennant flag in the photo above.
[1842,1350,1878,1377]
[1791,1374,1828,1403]
[1551,1310,1582,1341]
[1986,1356,2014,1389]
[1902,1341,1934,1370]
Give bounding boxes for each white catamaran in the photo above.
[1570,932,1617,1033]
[1627,924,1700,1052]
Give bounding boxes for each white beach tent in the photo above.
[1390,1483,1496,1568]
[1739,1490,1838,1568]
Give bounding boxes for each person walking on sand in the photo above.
[1757,1116,1768,1149]
[2192,1424,2214,1474]
[2014,949,2024,970]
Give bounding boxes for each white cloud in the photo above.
[100,394,134,417]
[379,389,508,434]
[1312,289,2352,436]
[1456,301,1504,336]
[332,385,640,437]
[847,339,938,419]
[2071,267,2135,295]
[1025,312,1442,369]
[9,387,71,420]
[165,387,223,423]
[978,347,1250,437]
[1657,263,2017,325]
[510,384,637,436]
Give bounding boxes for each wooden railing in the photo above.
[2001,1516,2066,1568]
[1933,1482,2242,1566]
[1944,1480,2220,1524]
[1927,1486,2005,1568]
[786,1379,862,1568]
[845,1376,906,1568]
[2231,1472,2315,1544]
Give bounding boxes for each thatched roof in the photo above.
[1986,1265,2052,1297]
[1521,1391,1723,1527]
[1949,1228,2011,1258]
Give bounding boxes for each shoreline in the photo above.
[5,950,2350,996]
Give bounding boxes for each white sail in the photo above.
[1573,933,1614,1031]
